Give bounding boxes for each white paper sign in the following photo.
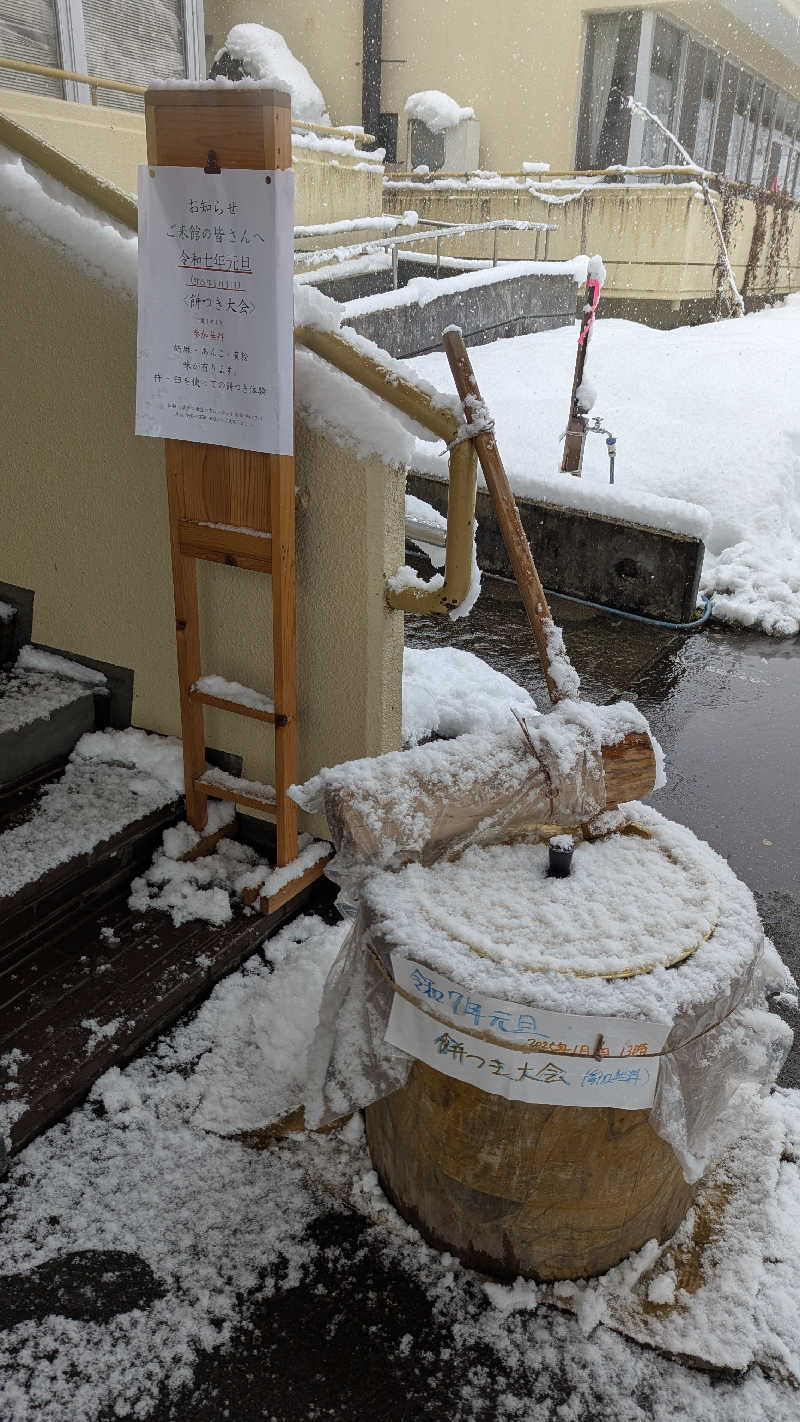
[136,165,294,454]
[385,955,671,1111]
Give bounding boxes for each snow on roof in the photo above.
[405,90,476,133]
[215,23,330,126]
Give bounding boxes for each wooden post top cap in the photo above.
[144,85,291,109]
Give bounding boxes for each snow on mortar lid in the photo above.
[361,807,766,1022]
[365,822,718,982]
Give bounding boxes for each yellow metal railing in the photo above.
[0,58,375,146]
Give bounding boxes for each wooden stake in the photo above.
[561,276,601,475]
[442,328,574,707]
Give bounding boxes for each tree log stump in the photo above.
[365,1063,695,1281]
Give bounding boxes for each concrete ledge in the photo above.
[340,270,576,358]
[407,470,704,622]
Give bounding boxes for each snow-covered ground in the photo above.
[406,300,800,636]
[2,912,800,1421]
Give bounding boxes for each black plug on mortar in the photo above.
[548,834,575,878]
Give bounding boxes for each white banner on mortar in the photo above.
[385,954,671,1111]
[136,165,294,455]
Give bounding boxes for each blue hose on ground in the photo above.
[542,588,713,632]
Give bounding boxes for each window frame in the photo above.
[25,0,205,98]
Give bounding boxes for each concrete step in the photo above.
[0,774,183,966]
[0,647,113,788]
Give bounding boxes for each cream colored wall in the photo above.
[0,89,383,225]
[383,180,800,303]
[0,89,147,192]
[0,211,405,832]
[205,0,800,172]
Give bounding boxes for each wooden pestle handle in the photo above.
[442,327,580,707]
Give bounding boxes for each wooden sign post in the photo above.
[140,86,319,912]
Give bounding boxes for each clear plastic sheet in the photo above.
[297,719,794,1181]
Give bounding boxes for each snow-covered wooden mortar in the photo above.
[299,701,788,1282]
[359,805,763,1280]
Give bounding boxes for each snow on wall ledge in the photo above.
[340,258,588,320]
[411,446,711,541]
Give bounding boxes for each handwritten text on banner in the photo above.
[136,165,294,455]
[385,955,671,1110]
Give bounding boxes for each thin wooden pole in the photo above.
[442,329,579,707]
[561,277,601,475]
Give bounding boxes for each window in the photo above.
[576,11,641,169]
[727,69,753,179]
[678,40,706,158]
[0,0,63,97]
[82,0,186,109]
[695,52,720,168]
[711,62,738,174]
[642,16,682,165]
[577,8,800,191]
[752,87,777,186]
[0,0,204,106]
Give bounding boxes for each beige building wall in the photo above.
[205,1,800,172]
[0,211,405,831]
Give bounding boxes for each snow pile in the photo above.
[340,258,588,319]
[406,300,800,633]
[0,729,184,901]
[0,917,340,1422]
[193,674,274,714]
[0,664,92,737]
[184,913,349,1136]
[402,646,537,746]
[15,646,107,686]
[404,90,475,133]
[0,146,137,297]
[704,533,800,637]
[129,819,331,927]
[214,24,330,125]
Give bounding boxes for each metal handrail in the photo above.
[295,325,477,616]
[0,57,375,145]
[386,163,800,202]
[295,216,557,281]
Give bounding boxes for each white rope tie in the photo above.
[447,393,496,449]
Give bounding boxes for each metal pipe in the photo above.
[362,0,383,148]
